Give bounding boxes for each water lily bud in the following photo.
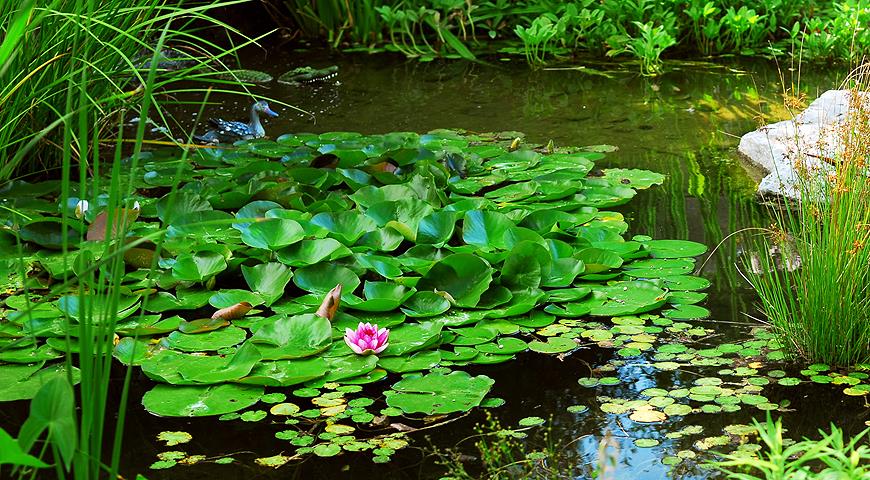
[74,200,90,219]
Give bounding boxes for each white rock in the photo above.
[738,89,868,199]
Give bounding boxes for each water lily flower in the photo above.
[74,200,89,219]
[344,322,389,355]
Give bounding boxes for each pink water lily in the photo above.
[344,322,389,355]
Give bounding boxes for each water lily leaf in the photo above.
[277,238,352,267]
[242,262,293,306]
[591,282,668,316]
[178,317,230,334]
[576,182,636,208]
[56,294,140,323]
[355,253,403,278]
[0,364,80,402]
[660,275,711,291]
[239,219,305,250]
[484,181,539,202]
[546,287,592,303]
[317,355,379,383]
[462,211,515,250]
[381,321,443,356]
[232,201,282,229]
[576,247,622,273]
[401,291,451,317]
[171,251,227,282]
[142,384,263,417]
[378,350,442,373]
[528,336,576,354]
[624,258,695,278]
[385,371,494,415]
[629,407,667,423]
[663,305,711,320]
[167,326,247,352]
[239,357,329,386]
[600,168,665,189]
[345,281,411,312]
[475,337,528,355]
[450,326,497,346]
[416,253,493,308]
[157,192,212,225]
[179,342,262,384]
[416,211,457,246]
[249,314,332,360]
[144,290,212,312]
[208,290,264,309]
[500,241,550,291]
[310,211,377,245]
[294,264,361,296]
[645,239,708,259]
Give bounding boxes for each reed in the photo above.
[746,65,870,366]
[1,1,258,478]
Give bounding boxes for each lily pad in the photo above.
[385,371,494,415]
[142,384,263,417]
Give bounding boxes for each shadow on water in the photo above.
[3,51,864,479]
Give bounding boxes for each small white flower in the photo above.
[74,200,89,219]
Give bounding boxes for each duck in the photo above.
[195,100,278,144]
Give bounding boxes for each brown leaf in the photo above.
[315,284,342,320]
[86,207,140,242]
[211,301,253,320]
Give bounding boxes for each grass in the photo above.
[712,415,870,479]
[745,65,870,367]
[0,0,266,182]
[0,0,262,477]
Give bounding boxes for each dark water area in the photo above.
[3,50,864,480]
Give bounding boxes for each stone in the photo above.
[738,89,868,200]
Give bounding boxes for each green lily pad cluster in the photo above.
[0,129,713,464]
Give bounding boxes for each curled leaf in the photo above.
[315,284,342,320]
[211,302,253,320]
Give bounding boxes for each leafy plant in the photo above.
[745,84,870,366]
[607,21,676,76]
[712,415,870,479]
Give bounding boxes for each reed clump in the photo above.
[748,65,870,367]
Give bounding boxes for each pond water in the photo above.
[2,51,862,480]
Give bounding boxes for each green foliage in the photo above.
[745,87,870,366]
[712,415,870,479]
[264,0,870,71]
[0,0,263,181]
[1,127,711,464]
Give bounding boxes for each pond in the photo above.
[0,51,861,480]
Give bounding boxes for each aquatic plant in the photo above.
[0,126,716,467]
[712,415,870,480]
[745,79,870,366]
[607,21,677,76]
[262,0,870,68]
[0,0,265,181]
[345,322,390,355]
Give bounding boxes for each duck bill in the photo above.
[264,107,279,118]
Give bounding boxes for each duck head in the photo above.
[252,100,278,118]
